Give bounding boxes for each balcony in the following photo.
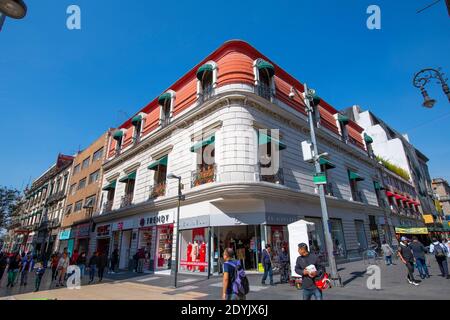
[120,194,133,209]
[46,191,66,205]
[351,190,364,203]
[191,164,217,187]
[256,83,273,101]
[260,166,284,185]
[324,183,334,197]
[160,116,170,128]
[103,200,114,213]
[199,85,214,104]
[149,182,166,200]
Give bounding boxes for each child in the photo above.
[34,262,46,292]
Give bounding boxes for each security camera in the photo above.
[289,87,295,100]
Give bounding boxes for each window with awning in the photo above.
[348,170,364,181]
[319,157,336,170]
[190,135,215,152]
[119,172,137,183]
[337,114,349,125]
[131,114,142,126]
[364,133,373,144]
[373,181,384,190]
[102,180,117,191]
[148,155,168,170]
[256,59,275,77]
[158,93,172,105]
[196,64,213,81]
[258,133,286,151]
[113,130,124,140]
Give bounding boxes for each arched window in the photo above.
[112,129,124,155]
[158,91,175,127]
[254,59,275,100]
[131,113,145,144]
[196,62,217,103]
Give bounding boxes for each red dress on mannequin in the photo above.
[199,242,206,272]
[187,242,193,271]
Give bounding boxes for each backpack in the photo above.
[434,243,446,258]
[226,260,250,297]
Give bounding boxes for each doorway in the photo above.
[120,230,132,270]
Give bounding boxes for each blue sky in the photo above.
[1,0,449,190]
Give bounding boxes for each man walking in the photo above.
[397,237,419,286]
[429,238,449,279]
[381,240,394,266]
[88,251,98,284]
[409,236,429,279]
[295,243,325,300]
[222,248,246,300]
[261,244,274,286]
[97,251,108,282]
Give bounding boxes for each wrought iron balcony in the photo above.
[259,166,284,185]
[191,164,217,187]
[160,116,170,128]
[46,191,66,205]
[120,194,133,209]
[149,182,166,200]
[103,200,114,213]
[199,85,214,104]
[352,190,364,203]
[256,83,273,101]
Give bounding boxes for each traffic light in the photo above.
[0,0,27,19]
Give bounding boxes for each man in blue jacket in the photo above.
[261,244,274,286]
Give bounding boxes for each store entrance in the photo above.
[156,225,173,271]
[217,225,261,272]
[120,230,132,270]
[97,238,110,256]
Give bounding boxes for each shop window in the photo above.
[156,225,173,270]
[180,228,208,273]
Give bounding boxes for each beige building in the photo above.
[432,178,450,232]
[59,130,111,254]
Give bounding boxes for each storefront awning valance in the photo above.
[256,60,275,77]
[158,93,172,105]
[102,180,117,191]
[258,133,287,151]
[196,64,213,81]
[113,130,124,140]
[119,172,136,183]
[395,227,428,235]
[337,114,349,124]
[190,135,215,152]
[364,133,374,144]
[319,158,336,169]
[148,155,168,170]
[348,170,364,181]
[131,114,142,125]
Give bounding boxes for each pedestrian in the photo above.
[429,238,449,279]
[443,238,450,258]
[88,251,98,284]
[77,252,87,278]
[137,248,145,273]
[279,246,290,284]
[381,240,394,266]
[222,248,246,300]
[0,252,7,286]
[71,249,79,266]
[50,253,59,281]
[56,252,70,287]
[261,244,274,286]
[6,253,21,288]
[133,251,139,272]
[34,262,46,292]
[97,251,108,282]
[397,236,419,286]
[295,243,325,300]
[110,247,119,274]
[409,236,429,279]
[20,252,33,286]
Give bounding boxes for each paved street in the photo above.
[1,254,449,300]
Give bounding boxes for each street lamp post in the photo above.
[290,83,342,287]
[413,68,450,108]
[167,173,184,288]
[0,0,27,30]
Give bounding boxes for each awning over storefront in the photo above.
[119,172,136,183]
[258,133,287,151]
[102,180,116,191]
[196,64,214,80]
[148,155,168,170]
[190,135,215,152]
[319,158,336,169]
[348,170,364,181]
[395,227,428,235]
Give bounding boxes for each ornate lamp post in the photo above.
[0,0,27,30]
[413,68,450,108]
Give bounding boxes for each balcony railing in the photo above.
[260,166,284,185]
[160,116,170,128]
[352,190,364,203]
[191,164,217,187]
[46,191,65,205]
[256,83,273,101]
[149,182,166,200]
[199,85,214,104]
[324,183,334,197]
[103,200,114,213]
[120,194,133,209]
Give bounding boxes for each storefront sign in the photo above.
[59,229,71,240]
[75,223,91,238]
[96,224,111,238]
[395,227,428,235]
[266,213,302,225]
[179,215,210,230]
[112,218,136,231]
[423,214,434,224]
[139,211,174,228]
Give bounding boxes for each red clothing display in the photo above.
[199,242,206,272]
[187,243,193,271]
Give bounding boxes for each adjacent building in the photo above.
[432,178,450,236]
[59,131,111,255]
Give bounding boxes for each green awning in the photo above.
[349,170,364,181]
[119,172,136,183]
[148,155,168,170]
[131,114,142,125]
[158,93,172,105]
[337,114,349,124]
[113,130,124,140]
[256,60,275,77]
[190,135,215,152]
[374,181,382,190]
[364,133,373,144]
[196,64,213,81]
[102,180,117,191]
[258,133,286,151]
[319,158,336,169]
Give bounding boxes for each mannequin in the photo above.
[199,241,206,272]
[187,241,193,271]
[191,241,199,272]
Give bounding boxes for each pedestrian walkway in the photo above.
[1,254,449,300]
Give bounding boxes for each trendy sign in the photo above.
[139,211,173,228]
